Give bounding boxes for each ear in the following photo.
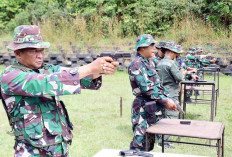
[14,50,22,59]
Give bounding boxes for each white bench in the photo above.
[92,149,207,157]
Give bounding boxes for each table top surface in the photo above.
[146,119,224,140]
[92,149,207,157]
[198,67,220,72]
[181,80,215,85]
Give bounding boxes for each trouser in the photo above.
[14,141,69,157]
[158,97,178,144]
[130,107,163,151]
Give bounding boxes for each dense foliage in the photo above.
[0,0,231,36]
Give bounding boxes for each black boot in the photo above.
[185,97,192,103]
[194,90,200,96]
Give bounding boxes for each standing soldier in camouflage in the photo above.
[184,46,202,101]
[128,34,177,151]
[195,46,216,70]
[185,46,200,69]
[0,25,119,156]
[186,46,216,97]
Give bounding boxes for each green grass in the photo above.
[0,66,231,156]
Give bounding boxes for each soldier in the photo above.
[128,34,177,151]
[195,46,216,70]
[176,45,197,74]
[157,41,199,148]
[148,41,166,70]
[184,46,202,101]
[185,46,200,69]
[186,46,216,97]
[0,25,119,156]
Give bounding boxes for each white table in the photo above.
[92,149,207,157]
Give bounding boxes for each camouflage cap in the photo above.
[135,34,157,51]
[196,46,203,52]
[162,40,182,53]
[188,46,196,54]
[7,25,50,51]
[176,45,184,53]
[156,41,166,49]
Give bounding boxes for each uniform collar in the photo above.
[13,59,43,72]
[136,52,149,63]
[164,56,172,60]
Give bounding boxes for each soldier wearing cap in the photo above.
[0,25,118,156]
[153,41,167,65]
[195,46,216,69]
[157,41,199,148]
[128,34,177,151]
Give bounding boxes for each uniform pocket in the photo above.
[42,110,62,135]
[20,105,43,139]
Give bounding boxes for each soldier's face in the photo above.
[15,48,44,69]
[197,51,202,55]
[143,43,156,59]
[157,49,164,58]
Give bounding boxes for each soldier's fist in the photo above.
[165,98,177,111]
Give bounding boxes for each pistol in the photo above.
[119,149,153,157]
[176,103,185,115]
[98,51,131,61]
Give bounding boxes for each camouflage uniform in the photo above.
[185,47,201,69]
[0,25,102,156]
[129,34,169,151]
[195,46,211,75]
[184,47,201,98]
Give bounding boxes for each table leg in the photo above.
[222,129,224,157]
[146,133,148,151]
[162,135,164,153]
[211,84,215,121]
[217,139,221,157]
[179,84,183,119]
[183,84,187,119]
[215,89,218,116]
[214,71,216,82]
[217,71,219,96]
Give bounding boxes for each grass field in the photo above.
[0,67,231,157]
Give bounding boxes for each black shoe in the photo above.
[185,97,192,103]
[194,91,200,96]
[157,143,175,149]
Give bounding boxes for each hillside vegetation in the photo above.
[0,0,231,52]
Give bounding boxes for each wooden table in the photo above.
[180,80,217,121]
[146,119,225,157]
[198,67,220,95]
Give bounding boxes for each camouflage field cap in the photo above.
[176,45,184,53]
[196,46,203,52]
[162,41,182,53]
[135,34,157,51]
[188,46,196,54]
[7,25,50,51]
[156,41,166,49]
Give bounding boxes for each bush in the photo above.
[0,0,231,37]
